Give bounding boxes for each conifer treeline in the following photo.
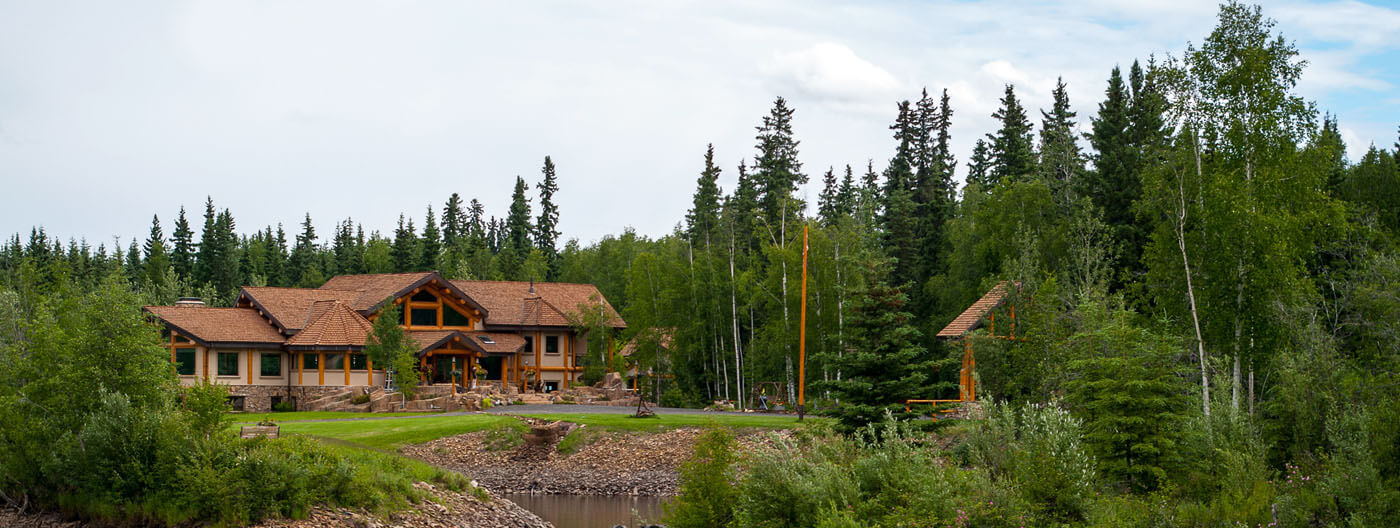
[0,157,568,307]
[3,4,1399,419]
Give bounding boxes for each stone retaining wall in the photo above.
[225,385,350,412]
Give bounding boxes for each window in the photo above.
[411,291,437,302]
[326,353,345,370]
[173,335,191,344]
[477,335,496,345]
[217,352,239,376]
[523,336,533,353]
[302,353,319,370]
[444,305,473,327]
[261,353,281,376]
[174,348,196,376]
[410,307,438,327]
[544,381,559,392]
[350,353,368,370]
[545,335,560,354]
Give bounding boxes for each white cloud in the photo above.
[763,42,905,105]
[0,0,1397,246]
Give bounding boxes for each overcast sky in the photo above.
[2,1,1398,249]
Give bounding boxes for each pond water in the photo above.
[501,493,668,528]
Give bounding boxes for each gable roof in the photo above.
[319,271,487,316]
[238,287,359,333]
[452,280,625,329]
[144,305,285,348]
[936,281,1017,339]
[286,301,374,349]
[407,330,526,356]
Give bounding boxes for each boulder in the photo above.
[598,372,624,389]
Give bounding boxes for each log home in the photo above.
[143,271,625,411]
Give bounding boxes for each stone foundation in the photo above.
[225,385,360,412]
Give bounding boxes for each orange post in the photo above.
[798,224,809,419]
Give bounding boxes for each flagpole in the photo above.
[798,224,809,420]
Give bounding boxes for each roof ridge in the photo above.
[451,279,604,288]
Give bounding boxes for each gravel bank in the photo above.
[403,421,787,496]
[0,484,549,528]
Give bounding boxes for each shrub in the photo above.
[272,401,296,412]
[184,380,232,439]
[350,393,371,405]
[663,429,739,528]
[732,414,1031,528]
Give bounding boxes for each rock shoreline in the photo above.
[0,484,550,528]
[402,422,786,497]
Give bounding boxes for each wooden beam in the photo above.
[247,350,253,384]
[345,349,351,386]
[318,352,325,386]
[298,352,303,385]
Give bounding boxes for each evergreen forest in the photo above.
[3,2,1400,525]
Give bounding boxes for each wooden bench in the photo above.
[240,425,280,439]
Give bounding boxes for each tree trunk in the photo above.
[730,224,743,409]
[1185,138,1211,417]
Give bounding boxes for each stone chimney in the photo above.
[175,297,206,307]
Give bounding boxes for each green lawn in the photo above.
[514,412,818,431]
[245,410,812,452]
[513,412,818,454]
[231,410,442,423]
[275,414,524,450]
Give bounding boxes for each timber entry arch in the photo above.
[907,281,1020,416]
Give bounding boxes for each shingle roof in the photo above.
[407,330,525,356]
[936,281,1017,339]
[320,272,487,316]
[144,306,285,347]
[239,287,359,333]
[286,301,373,349]
[452,280,625,328]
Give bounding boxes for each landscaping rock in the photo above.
[0,485,549,528]
[404,421,788,497]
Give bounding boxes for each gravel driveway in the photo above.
[487,403,760,416]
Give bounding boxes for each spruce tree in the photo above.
[1066,301,1188,491]
[289,213,321,286]
[882,100,921,282]
[1317,114,1347,195]
[391,214,417,273]
[817,167,840,225]
[1039,77,1084,207]
[125,238,142,285]
[442,193,466,250]
[987,84,1037,184]
[730,160,759,254]
[819,258,939,432]
[753,97,806,228]
[193,197,218,286]
[535,156,561,280]
[170,206,194,281]
[500,176,533,280]
[421,205,441,271]
[967,139,993,188]
[332,219,359,275]
[836,165,857,218]
[270,225,289,287]
[142,215,170,288]
[916,89,957,292]
[1086,67,1133,225]
[686,145,723,242]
